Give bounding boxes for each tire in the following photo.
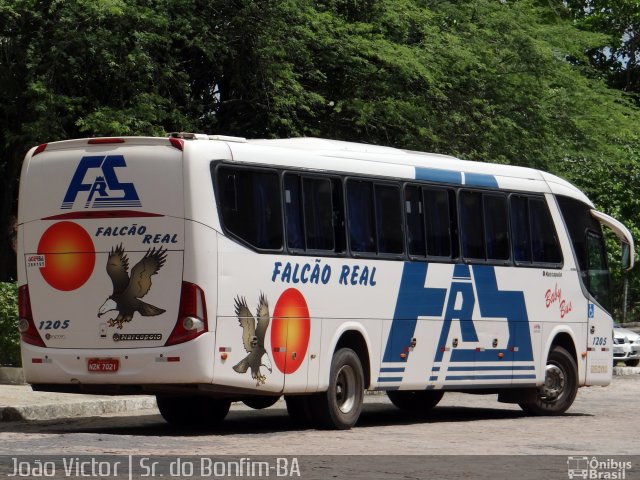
[242,395,280,410]
[310,348,364,430]
[387,390,444,412]
[156,395,231,427]
[285,395,314,427]
[518,345,578,415]
[625,359,640,367]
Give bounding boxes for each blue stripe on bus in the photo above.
[415,167,462,185]
[442,383,537,390]
[447,365,536,371]
[377,377,404,382]
[445,374,536,381]
[380,367,405,373]
[464,172,499,188]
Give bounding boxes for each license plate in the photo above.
[613,347,623,354]
[87,358,119,373]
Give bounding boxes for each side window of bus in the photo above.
[405,185,457,260]
[304,177,335,251]
[510,195,562,266]
[347,180,403,255]
[529,198,562,264]
[375,183,403,255]
[283,174,305,250]
[460,190,486,260]
[347,180,376,253]
[460,190,509,262]
[284,173,337,252]
[405,185,426,257]
[217,167,283,250]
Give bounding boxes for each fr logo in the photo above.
[61,155,141,209]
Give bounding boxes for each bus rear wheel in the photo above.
[310,348,364,430]
[156,395,231,427]
[387,390,444,412]
[518,345,578,415]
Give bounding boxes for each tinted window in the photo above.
[284,174,304,250]
[484,195,510,261]
[303,177,335,251]
[510,195,562,266]
[218,167,282,250]
[405,185,426,257]
[510,195,532,263]
[460,191,485,260]
[558,196,609,307]
[375,184,403,254]
[529,198,562,264]
[586,231,611,311]
[425,188,453,258]
[347,180,376,253]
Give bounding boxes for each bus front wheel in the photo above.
[156,395,231,427]
[310,348,364,430]
[518,345,578,415]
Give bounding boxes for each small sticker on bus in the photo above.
[27,254,45,268]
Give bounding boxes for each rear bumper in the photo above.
[21,332,215,385]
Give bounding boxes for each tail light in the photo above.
[165,282,208,346]
[32,144,48,156]
[18,285,45,347]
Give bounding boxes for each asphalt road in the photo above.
[1,375,638,457]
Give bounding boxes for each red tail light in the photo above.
[165,282,208,346]
[18,285,45,347]
[169,138,184,151]
[33,144,48,156]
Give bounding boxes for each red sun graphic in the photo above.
[37,221,96,291]
[271,288,311,374]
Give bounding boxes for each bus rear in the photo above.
[17,137,213,388]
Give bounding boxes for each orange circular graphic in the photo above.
[38,221,95,291]
[271,288,311,374]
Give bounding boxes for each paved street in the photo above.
[0,375,638,457]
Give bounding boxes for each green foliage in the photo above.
[0,282,20,366]
[0,0,639,319]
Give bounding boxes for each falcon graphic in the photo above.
[97,244,167,329]
[233,294,273,386]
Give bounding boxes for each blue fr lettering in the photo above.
[62,155,141,209]
[383,263,533,365]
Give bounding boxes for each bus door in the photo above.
[584,229,614,385]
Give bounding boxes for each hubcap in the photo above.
[541,363,565,401]
[335,365,356,414]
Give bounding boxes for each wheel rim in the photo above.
[335,364,357,414]
[541,362,565,401]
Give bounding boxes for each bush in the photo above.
[0,282,21,366]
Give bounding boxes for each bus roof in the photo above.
[244,137,591,205]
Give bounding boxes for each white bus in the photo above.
[17,134,634,429]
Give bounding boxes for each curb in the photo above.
[0,396,157,422]
[0,367,25,385]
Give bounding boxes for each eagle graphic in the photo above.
[233,294,273,386]
[97,244,167,329]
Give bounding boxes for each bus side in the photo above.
[204,145,616,427]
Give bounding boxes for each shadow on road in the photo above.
[0,401,592,437]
